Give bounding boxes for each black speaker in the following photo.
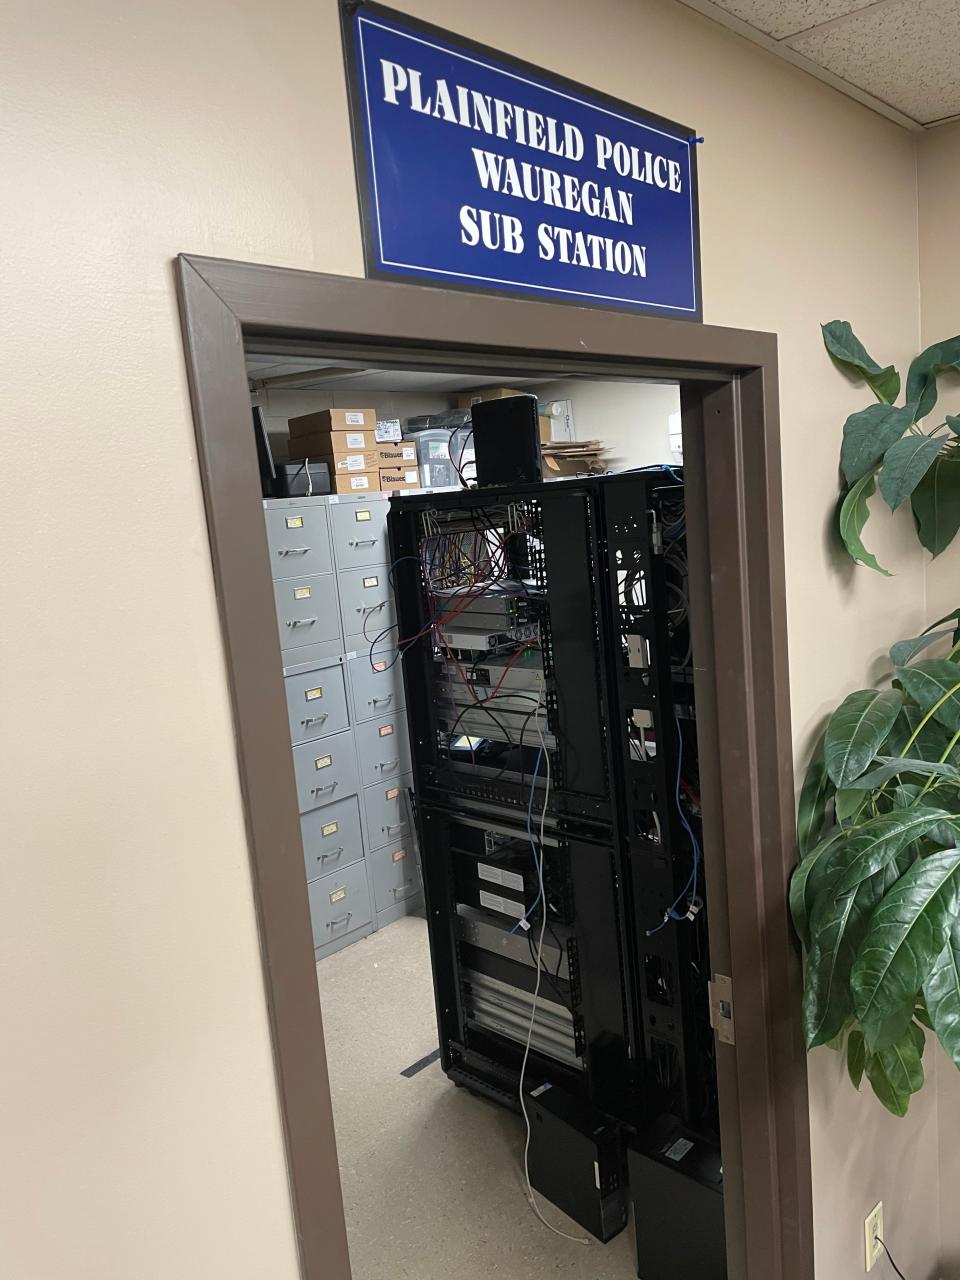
[471,395,542,487]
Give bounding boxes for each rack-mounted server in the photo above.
[387,471,723,1278]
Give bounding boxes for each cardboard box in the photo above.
[539,415,552,444]
[325,450,379,473]
[288,408,376,438]
[289,429,376,459]
[456,387,528,409]
[379,466,421,491]
[330,471,380,494]
[377,442,418,465]
[375,418,403,443]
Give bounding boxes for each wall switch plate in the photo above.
[864,1202,884,1271]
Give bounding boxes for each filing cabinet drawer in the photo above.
[285,662,349,745]
[370,841,422,913]
[347,647,406,724]
[362,771,414,849]
[265,503,333,579]
[355,710,412,786]
[301,796,365,883]
[292,729,360,814]
[274,574,341,652]
[338,565,396,641]
[307,861,372,950]
[330,498,390,570]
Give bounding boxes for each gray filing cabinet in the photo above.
[264,492,422,962]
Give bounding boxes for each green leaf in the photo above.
[924,608,960,636]
[906,335,960,420]
[847,1027,866,1089]
[915,1001,934,1031]
[852,848,960,1051]
[835,787,869,824]
[822,321,901,404]
[912,453,960,557]
[825,808,951,894]
[843,756,960,790]
[838,473,890,574]
[797,742,833,856]
[840,403,915,486]
[864,1026,924,1116]
[878,434,945,510]
[804,862,902,1048]
[789,827,844,949]
[890,628,956,668]
[923,919,960,1068]
[888,703,958,764]
[897,660,960,732]
[947,416,960,437]
[824,688,902,787]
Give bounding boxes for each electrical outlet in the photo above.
[864,1202,884,1271]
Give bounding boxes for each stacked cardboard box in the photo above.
[287,410,420,493]
[541,439,609,478]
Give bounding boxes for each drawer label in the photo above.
[315,754,333,770]
[350,475,370,489]
[285,515,304,528]
[345,412,365,425]
[363,575,379,588]
[479,889,525,920]
[305,686,324,701]
[322,821,339,837]
[379,724,395,737]
[330,887,348,904]
[478,863,524,892]
[355,509,372,522]
[392,849,407,862]
[293,586,312,600]
[373,660,387,673]
[386,786,400,800]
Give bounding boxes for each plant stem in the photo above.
[901,682,960,755]
[914,723,960,803]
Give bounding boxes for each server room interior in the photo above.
[251,351,710,1280]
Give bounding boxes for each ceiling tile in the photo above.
[703,0,877,40]
[787,0,960,124]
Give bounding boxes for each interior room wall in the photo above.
[529,379,680,466]
[918,120,960,1280]
[0,0,933,1277]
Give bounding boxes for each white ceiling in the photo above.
[677,0,960,130]
[245,351,560,393]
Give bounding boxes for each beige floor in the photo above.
[317,914,637,1279]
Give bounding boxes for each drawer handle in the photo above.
[278,546,310,556]
[312,782,338,795]
[385,822,405,835]
[349,538,378,547]
[327,912,353,929]
[370,694,394,707]
[391,881,414,896]
[319,847,345,862]
[376,758,400,773]
[301,713,328,727]
[356,602,387,615]
[286,617,317,628]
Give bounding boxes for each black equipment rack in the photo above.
[386,471,719,1237]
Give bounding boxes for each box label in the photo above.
[404,470,417,484]
[375,418,403,442]
[315,754,333,770]
[479,889,525,920]
[305,687,324,701]
[345,454,365,471]
[477,863,524,892]
[345,431,365,448]
[293,586,312,600]
[379,723,395,737]
[321,821,339,837]
[345,412,365,425]
[392,848,407,863]
[285,515,304,528]
[355,509,371,522]
[350,475,370,489]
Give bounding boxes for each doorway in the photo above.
[177,255,811,1280]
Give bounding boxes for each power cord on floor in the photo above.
[516,714,594,1248]
[876,1236,908,1280]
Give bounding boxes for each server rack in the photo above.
[387,471,719,1261]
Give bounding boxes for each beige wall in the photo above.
[0,0,942,1276]
[919,121,960,1280]
[529,378,681,466]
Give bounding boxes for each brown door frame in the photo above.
[176,254,812,1280]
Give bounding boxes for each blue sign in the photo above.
[343,3,701,319]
